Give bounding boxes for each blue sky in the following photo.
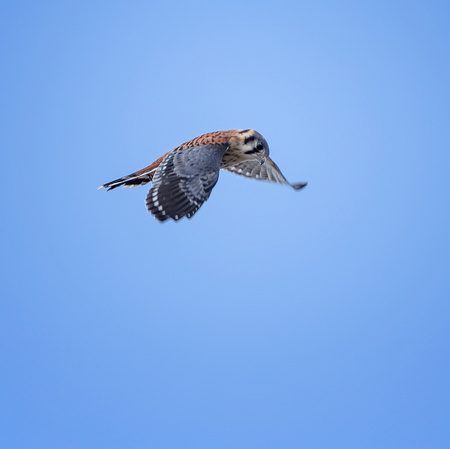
[1,1,449,447]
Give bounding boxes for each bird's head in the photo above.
[238,129,270,164]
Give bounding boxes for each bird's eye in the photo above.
[256,142,264,151]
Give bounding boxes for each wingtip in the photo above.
[292,182,308,190]
[98,185,105,190]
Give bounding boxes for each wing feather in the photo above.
[146,144,228,221]
[225,157,307,190]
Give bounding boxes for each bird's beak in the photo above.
[260,153,267,165]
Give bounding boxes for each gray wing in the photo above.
[146,144,228,222]
[225,157,307,190]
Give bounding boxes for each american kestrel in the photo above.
[99,129,307,222]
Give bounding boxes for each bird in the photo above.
[99,129,307,222]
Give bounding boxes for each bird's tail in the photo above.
[98,152,170,191]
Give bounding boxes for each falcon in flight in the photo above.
[99,129,307,221]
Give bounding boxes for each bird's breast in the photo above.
[220,147,250,168]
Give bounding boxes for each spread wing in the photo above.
[146,144,228,222]
[225,157,307,190]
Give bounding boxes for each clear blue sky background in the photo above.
[1,1,449,448]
